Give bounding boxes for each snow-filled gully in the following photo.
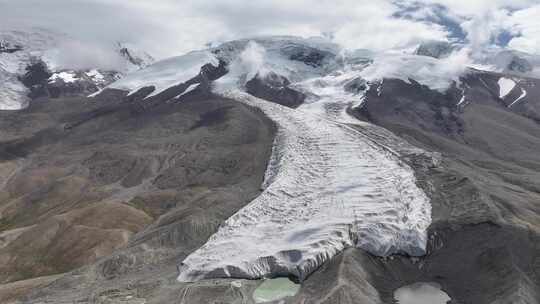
[177,89,431,282]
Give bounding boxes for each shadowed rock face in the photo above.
[0,86,275,302]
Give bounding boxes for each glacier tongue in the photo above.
[177,89,431,282]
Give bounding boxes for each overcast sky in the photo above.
[1,0,539,59]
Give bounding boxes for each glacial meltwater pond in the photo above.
[252,278,300,303]
[394,282,451,304]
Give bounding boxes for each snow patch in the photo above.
[85,69,105,82]
[174,83,199,99]
[457,95,466,106]
[87,89,103,98]
[48,71,79,83]
[498,77,516,98]
[508,88,527,108]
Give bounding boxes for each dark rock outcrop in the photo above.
[17,60,52,99]
[246,72,306,108]
[415,40,454,58]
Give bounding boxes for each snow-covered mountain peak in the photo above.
[0,28,153,110]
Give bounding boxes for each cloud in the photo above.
[506,4,540,54]
[43,40,127,71]
[392,1,466,40]
[359,47,472,91]
[400,0,540,53]
[0,0,450,58]
[412,0,537,15]
[238,41,268,81]
[1,0,539,63]
[461,9,511,53]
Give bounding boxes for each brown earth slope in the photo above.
[0,87,275,302]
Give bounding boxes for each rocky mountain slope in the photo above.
[0,36,539,304]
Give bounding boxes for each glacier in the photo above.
[177,89,431,282]
[99,36,434,282]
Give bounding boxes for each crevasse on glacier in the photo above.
[105,37,432,282]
